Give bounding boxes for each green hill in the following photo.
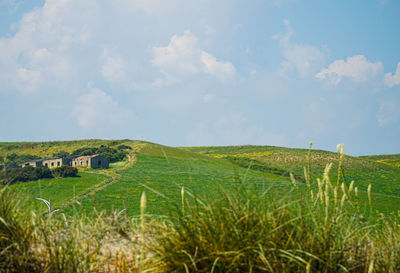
[180,145,400,213]
[1,140,399,216]
[74,142,292,215]
[181,145,400,194]
[360,154,400,168]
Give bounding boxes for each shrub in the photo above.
[71,146,127,163]
[34,166,53,180]
[117,144,132,150]
[0,165,78,185]
[1,166,53,185]
[52,166,78,178]
[52,150,70,158]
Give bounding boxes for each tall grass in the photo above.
[0,187,42,272]
[149,145,400,272]
[0,144,399,272]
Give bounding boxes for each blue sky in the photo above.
[0,0,399,155]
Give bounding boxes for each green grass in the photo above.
[180,145,400,197]
[361,154,400,168]
[1,141,400,272]
[9,171,107,211]
[4,140,399,217]
[1,162,400,272]
[76,144,292,216]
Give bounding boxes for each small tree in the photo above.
[51,166,78,178]
[52,150,70,158]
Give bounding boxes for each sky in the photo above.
[0,0,399,156]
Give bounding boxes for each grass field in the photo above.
[181,145,400,196]
[1,140,399,216]
[75,143,292,216]
[9,171,108,211]
[1,140,400,272]
[360,154,400,168]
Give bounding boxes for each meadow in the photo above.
[9,171,108,210]
[1,140,399,215]
[1,139,400,272]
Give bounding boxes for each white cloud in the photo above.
[11,67,42,93]
[384,62,400,88]
[100,49,126,83]
[152,30,200,75]
[0,0,93,94]
[378,101,399,126]
[71,86,132,128]
[112,0,181,15]
[186,112,289,146]
[152,30,235,85]
[315,55,383,85]
[200,51,235,82]
[0,1,239,95]
[275,20,325,78]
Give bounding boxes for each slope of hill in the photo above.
[1,139,142,210]
[180,145,400,213]
[2,140,399,216]
[74,142,292,216]
[0,139,134,159]
[360,154,400,168]
[180,145,400,194]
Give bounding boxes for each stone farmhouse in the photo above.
[19,155,109,169]
[42,157,73,168]
[71,155,109,169]
[21,159,45,168]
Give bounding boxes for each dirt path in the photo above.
[62,143,146,209]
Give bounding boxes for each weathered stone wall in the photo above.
[42,158,63,168]
[90,156,109,169]
[72,158,91,167]
[21,160,43,167]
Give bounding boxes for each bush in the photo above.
[1,166,53,185]
[51,166,78,178]
[71,146,127,163]
[117,144,132,150]
[52,150,70,158]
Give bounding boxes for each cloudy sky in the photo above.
[0,0,399,155]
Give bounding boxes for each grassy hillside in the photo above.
[2,140,399,216]
[1,140,400,272]
[181,145,400,195]
[360,154,400,168]
[74,142,292,216]
[0,139,142,212]
[0,139,135,159]
[180,145,400,213]
[9,172,108,210]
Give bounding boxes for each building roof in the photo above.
[21,159,45,164]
